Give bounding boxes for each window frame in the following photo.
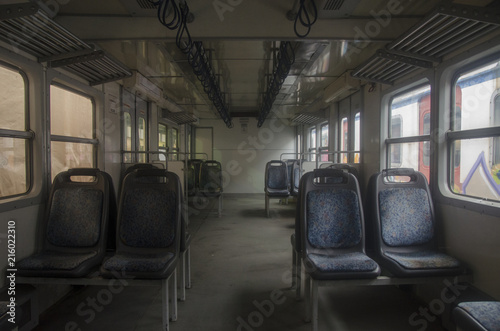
[0,61,33,200]
[49,82,98,181]
[445,58,500,202]
[308,126,317,161]
[385,82,432,182]
[319,122,329,161]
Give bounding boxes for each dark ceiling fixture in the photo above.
[149,0,233,128]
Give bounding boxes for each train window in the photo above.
[138,116,147,163]
[319,123,329,161]
[0,64,30,198]
[123,112,133,162]
[309,127,316,161]
[387,84,431,183]
[50,85,95,181]
[159,123,168,161]
[354,112,360,163]
[168,127,179,161]
[340,117,348,163]
[390,116,402,167]
[449,61,500,201]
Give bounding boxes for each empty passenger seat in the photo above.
[18,168,112,277]
[366,168,465,277]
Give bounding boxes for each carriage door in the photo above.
[194,127,213,160]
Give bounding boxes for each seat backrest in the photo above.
[285,159,297,193]
[367,168,437,253]
[323,163,360,184]
[116,169,181,256]
[292,160,301,195]
[199,160,223,194]
[42,168,110,256]
[300,169,366,256]
[187,159,204,194]
[265,160,289,191]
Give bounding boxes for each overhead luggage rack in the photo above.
[0,2,131,85]
[386,2,500,62]
[161,109,198,125]
[351,50,433,85]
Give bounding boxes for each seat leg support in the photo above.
[312,279,319,331]
[296,256,302,300]
[162,277,169,331]
[292,249,297,290]
[179,252,186,301]
[170,271,177,322]
[186,246,192,289]
[265,195,270,217]
[305,273,311,323]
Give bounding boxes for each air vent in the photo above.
[136,0,157,9]
[119,0,159,16]
[317,0,362,18]
[323,0,344,11]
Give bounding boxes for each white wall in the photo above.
[198,117,295,194]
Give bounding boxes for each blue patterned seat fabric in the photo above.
[267,166,288,191]
[308,252,379,272]
[46,188,103,247]
[379,187,433,247]
[17,251,97,270]
[385,251,461,269]
[307,189,361,249]
[457,301,500,331]
[120,188,176,248]
[102,252,175,273]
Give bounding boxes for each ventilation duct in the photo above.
[119,0,159,16]
[316,0,362,18]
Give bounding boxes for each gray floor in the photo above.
[34,194,446,331]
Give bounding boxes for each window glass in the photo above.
[0,64,29,198]
[0,65,25,131]
[320,124,328,161]
[390,85,431,138]
[354,112,360,163]
[340,117,348,163]
[138,117,146,163]
[0,138,27,198]
[390,116,402,166]
[123,112,133,163]
[159,123,167,161]
[168,127,179,161]
[51,142,93,180]
[50,85,93,139]
[50,85,95,180]
[387,84,431,183]
[450,61,500,201]
[309,128,316,161]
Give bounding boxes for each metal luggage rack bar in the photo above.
[0,2,131,85]
[387,2,500,62]
[352,3,500,85]
[351,49,433,85]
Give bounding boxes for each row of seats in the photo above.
[15,167,190,330]
[291,167,469,331]
[264,160,301,217]
[187,159,223,217]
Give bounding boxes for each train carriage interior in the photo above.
[0,0,500,330]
